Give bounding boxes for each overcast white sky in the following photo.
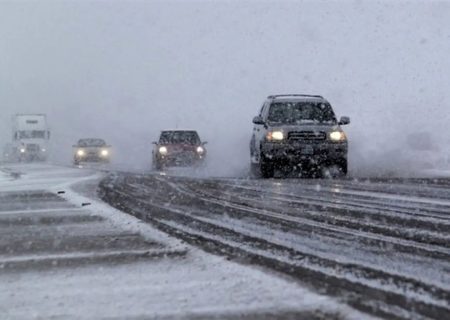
[1,0,449,175]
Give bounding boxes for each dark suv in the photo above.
[153,130,207,170]
[250,94,350,178]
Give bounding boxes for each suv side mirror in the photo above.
[152,141,158,145]
[253,116,265,125]
[202,141,208,145]
[339,116,350,125]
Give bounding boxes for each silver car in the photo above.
[73,138,111,165]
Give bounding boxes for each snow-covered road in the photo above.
[0,164,362,319]
[100,171,450,320]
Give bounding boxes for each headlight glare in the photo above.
[101,149,109,156]
[159,146,168,155]
[196,146,204,154]
[77,149,85,156]
[267,131,284,141]
[20,148,26,153]
[330,131,346,141]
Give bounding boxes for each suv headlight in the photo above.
[77,149,85,156]
[196,146,205,154]
[329,131,346,142]
[159,146,168,155]
[101,149,109,156]
[266,131,284,141]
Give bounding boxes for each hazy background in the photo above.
[1,0,449,176]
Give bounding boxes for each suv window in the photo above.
[78,139,106,147]
[159,131,201,145]
[267,101,336,124]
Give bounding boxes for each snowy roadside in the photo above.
[0,165,18,182]
[0,170,10,182]
[420,169,450,178]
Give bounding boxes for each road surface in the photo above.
[100,171,450,320]
[0,164,363,320]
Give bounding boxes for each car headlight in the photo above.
[41,148,46,152]
[196,146,205,154]
[329,131,346,142]
[101,149,109,156]
[20,148,26,153]
[77,149,85,156]
[159,146,168,155]
[266,131,284,141]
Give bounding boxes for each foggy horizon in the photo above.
[1,0,449,176]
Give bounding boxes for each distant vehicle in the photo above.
[73,138,111,165]
[250,94,350,178]
[10,114,50,162]
[152,130,207,170]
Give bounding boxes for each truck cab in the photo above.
[12,114,50,162]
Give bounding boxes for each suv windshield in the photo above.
[78,139,106,147]
[267,102,336,124]
[159,131,201,145]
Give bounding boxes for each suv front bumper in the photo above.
[156,153,205,167]
[261,141,347,164]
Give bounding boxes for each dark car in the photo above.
[73,138,111,165]
[250,94,350,178]
[153,130,207,170]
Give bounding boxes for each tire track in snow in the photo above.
[99,173,450,320]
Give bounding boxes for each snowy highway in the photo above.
[3,0,450,319]
[100,171,450,320]
[0,164,365,320]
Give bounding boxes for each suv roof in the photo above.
[267,94,324,100]
[161,129,198,132]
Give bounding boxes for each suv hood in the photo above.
[75,146,108,151]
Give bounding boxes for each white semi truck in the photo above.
[10,114,50,162]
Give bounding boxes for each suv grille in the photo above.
[288,131,326,141]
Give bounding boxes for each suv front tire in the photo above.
[260,155,275,178]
